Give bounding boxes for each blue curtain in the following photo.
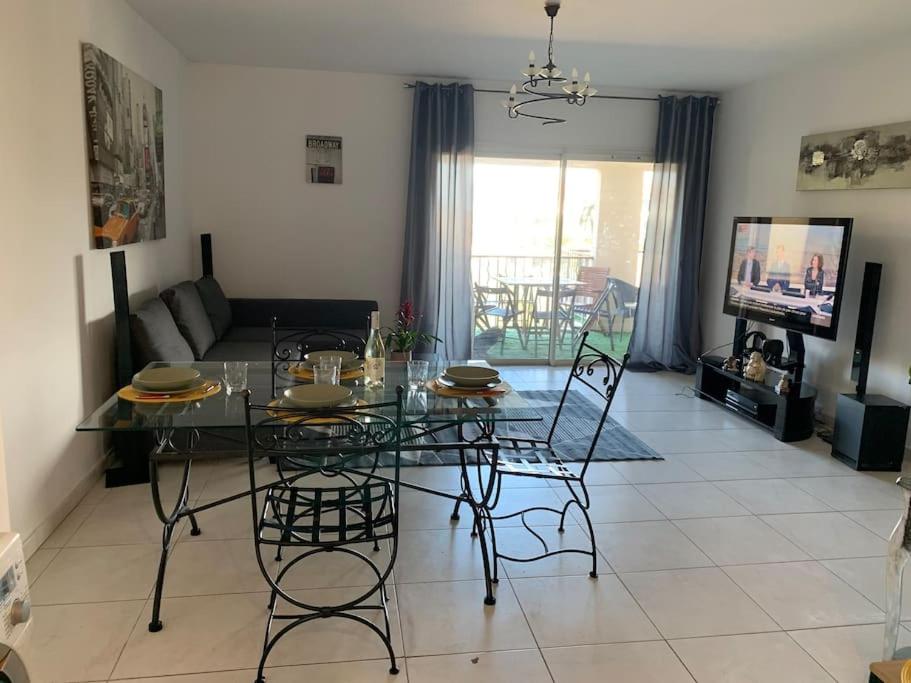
[628,95,719,373]
[401,82,475,360]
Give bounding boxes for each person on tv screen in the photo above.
[766,245,792,291]
[737,246,761,286]
[804,253,826,296]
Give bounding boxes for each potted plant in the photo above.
[384,300,440,361]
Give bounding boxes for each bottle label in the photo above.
[365,357,385,383]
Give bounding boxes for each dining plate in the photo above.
[302,350,363,371]
[283,384,353,408]
[132,367,201,391]
[436,375,502,390]
[131,376,208,395]
[443,365,500,387]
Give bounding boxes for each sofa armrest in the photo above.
[228,298,377,334]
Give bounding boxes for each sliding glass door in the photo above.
[471,155,653,364]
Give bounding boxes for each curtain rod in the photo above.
[402,82,659,103]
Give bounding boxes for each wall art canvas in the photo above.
[306,135,343,184]
[82,43,166,248]
[797,120,911,191]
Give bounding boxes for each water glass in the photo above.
[318,355,343,373]
[407,360,430,390]
[312,364,340,386]
[223,361,248,395]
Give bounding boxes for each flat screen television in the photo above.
[723,216,853,340]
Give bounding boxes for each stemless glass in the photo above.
[319,355,343,374]
[223,361,248,395]
[312,365,340,386]
[407,359,430,390]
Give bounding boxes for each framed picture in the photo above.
[82,43,166,248]
[797,120,911,190]
[306,135,343,184]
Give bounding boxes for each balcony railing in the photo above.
[471,254,594,290]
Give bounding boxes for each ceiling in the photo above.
[126,0,911,91]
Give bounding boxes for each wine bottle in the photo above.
[364,311,385,388]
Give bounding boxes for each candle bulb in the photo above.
[584,71,591,83]
[528,50,536,66]
[509,83,517,102]
[571,67,578,82]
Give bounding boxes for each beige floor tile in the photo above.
[637,482,750,519]
[40,503,94,548]
[395,528,489,583]
[610,393,717,412]
[397,489,474,531]
[67,499,185,547]
[544,641,695,682]
[715,478,832,514]
[760,512,886,559]
[789,624,911,683]
[495,524,602,579]
[844,509,902,540]
[621,567,779,639]
[164,539,279,597]
[382,465,464,491]
[31,544,159,604]
[565,484,665,523]
[114,587,403,678]
[750,450,857,478]
[674,516,809,565]
[180,493,257,541]
[511,574,660,647]
[594,520,712,572]
[608,458,704,484]
[406,649,551,683]
[677,452,779,480]
[21,600,145,683]
[614,409,746,432]
[723,561,884,629]
[489,487,568,527]
[25,547,58,583]
[112,660,403,682]
[634,429,741,454]
[669,632,834,682]
[197,459,278,500]
[821,556,911,613]
[397,579,535,656]
[551,461,628,486]
[788,476,904,511]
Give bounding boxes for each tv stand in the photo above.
[695,357,816,441]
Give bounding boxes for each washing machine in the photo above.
[0,533,31,682]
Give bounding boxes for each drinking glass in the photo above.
[312,365,340,385]
[407,360,430,390]
[223,361,248,395]
[319,355,343,373]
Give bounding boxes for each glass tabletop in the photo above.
[76,360,541,433]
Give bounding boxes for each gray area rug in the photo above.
[380,389,662,467]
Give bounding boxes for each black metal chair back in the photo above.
[242,387,405,678]
[271,316,367,362]
[549,331,629,477]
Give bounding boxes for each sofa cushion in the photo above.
[130,298,194,368]
[202,340,273,362]
[194,277,232,339]
[221,326,274,343]
[160,281,217,359]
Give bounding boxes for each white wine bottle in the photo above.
[364,311,385,388]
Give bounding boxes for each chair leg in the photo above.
[450,497,463,521]
[574,501,599,579]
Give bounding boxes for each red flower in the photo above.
[397,300,416,329]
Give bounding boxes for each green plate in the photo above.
[133,366,201,391]
[283,384,353,408]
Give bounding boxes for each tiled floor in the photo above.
[23,368,907,682]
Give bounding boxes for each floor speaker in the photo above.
[832,262,910,471]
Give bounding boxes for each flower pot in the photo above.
[390,351,412,362]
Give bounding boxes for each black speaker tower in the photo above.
[832,262,910,471]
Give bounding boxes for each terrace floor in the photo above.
[23,368,904,683]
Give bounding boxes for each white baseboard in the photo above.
[22,454,109,559]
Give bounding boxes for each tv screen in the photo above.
[723,217,853,340]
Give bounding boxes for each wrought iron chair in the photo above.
[456,332,628,579]
[271,317,367,362]
[243,387,405,681]
[473,283,521,353]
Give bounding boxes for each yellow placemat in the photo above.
[117,380,221,404]
[288,364,365,381]
[425,378,511,398]
[266,399,367,424]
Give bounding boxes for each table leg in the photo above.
[147,453,198,632]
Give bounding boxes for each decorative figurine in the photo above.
[722,355,740,373]
[743,351,768,382]
[775,375,791,395]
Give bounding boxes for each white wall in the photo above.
[703,36,911,426]
[0,0,189,553]
[185,66,659,320]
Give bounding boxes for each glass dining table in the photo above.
[76,359,544,630]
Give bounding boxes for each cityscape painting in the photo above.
[797,119,911,190]
[82,43,166,248]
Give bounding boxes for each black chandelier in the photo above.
[504,0,597,125]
